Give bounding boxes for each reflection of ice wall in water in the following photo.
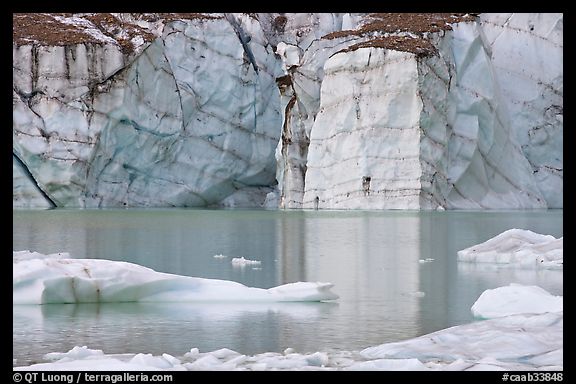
[275,212,422,349]
[274,212,308,284]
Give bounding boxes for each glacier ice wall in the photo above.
[13,42,126,207]
[84,16,283,207]
[303,49,423,209]
[13,13,562,209]
[479,13,563,208]
[300,16,555,209]
[271,14,365,208]
[13,14,283,208]
[425,22,547,209]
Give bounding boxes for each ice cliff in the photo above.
[13,13,563,209]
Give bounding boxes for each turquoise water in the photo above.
[13,209,563,366]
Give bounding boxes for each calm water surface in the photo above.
[13,209,563,365]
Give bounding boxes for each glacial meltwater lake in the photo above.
[13,209,563,366]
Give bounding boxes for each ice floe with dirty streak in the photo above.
[13,251,337,304]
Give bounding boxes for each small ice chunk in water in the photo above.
[231,257,261,266]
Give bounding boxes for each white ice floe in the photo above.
[13,251,337,304]
[231,257,262,266]
[457,229,563,268]
[213,254,228,259]
[345,358,430,371]
[471,283,563,319]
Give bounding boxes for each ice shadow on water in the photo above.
[456,262,563,296]
[36,300,338,318]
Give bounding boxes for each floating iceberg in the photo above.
[13,251,338,304]
[471,283,563,319]
[457,229,563,268]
